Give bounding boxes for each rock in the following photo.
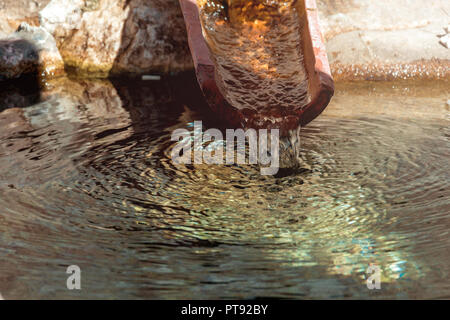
[15,23,65,78]
[0,0,50,34]
[39,0,193,77]
[0,23,64,81]
[317,0,450,80]
[37,78,130,128]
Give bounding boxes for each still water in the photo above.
[0,74,449,299]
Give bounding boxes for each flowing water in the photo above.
[0,74,449,299]
[198,0,311,113]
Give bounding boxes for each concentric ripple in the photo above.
[0,76,448,299]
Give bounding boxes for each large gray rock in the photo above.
[0,23,64,80]
[0,0,50,35]
[0,38,39,80]
[39,0,193,77]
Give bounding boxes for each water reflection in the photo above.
[0,76,448,299]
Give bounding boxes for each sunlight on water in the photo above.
[0,75,448,299]
[198,0,311,113]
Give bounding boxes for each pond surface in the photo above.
[0,74,449,299]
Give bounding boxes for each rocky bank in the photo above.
[0,0,448,81]
[0,0,193,80]
[317,0,450,80]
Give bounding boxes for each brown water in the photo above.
[198,0,310,114]
[0,74,449,299]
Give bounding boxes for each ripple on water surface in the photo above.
[0,76,449,299]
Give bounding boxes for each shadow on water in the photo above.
[0,70,332,299]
